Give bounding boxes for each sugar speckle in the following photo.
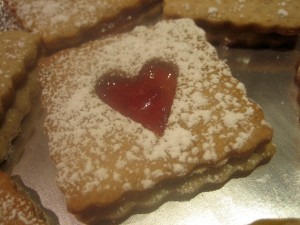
[277,8,288,17]
[208,7,218,16]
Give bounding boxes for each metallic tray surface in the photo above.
[7,42,300,225]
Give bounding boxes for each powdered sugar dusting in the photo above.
[39,19,272,208]
[0,0,20,31]
[0,173,47,225]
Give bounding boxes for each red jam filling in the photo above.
[95,59,178,136]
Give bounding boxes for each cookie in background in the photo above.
[163,0,300,48]
[0,171,57,225]
[0,31,41,164]
[249,218,300,225]
[3,0,161,52]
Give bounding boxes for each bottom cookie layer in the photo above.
[75,142,275,225]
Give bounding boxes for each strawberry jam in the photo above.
[95,59,178,136]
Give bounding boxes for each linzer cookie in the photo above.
[38,19,275,224]
[0,31,40,163]
[4,0,161,51]
[0,171,49,225]
[163,0,300,47]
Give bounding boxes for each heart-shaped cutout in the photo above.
[95,59,178,136]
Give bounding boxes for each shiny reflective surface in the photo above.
[9,42,300,225]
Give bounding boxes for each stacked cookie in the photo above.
[0,31,40,163]
[38,18,274,224]
[163,0,300,47]
[3,0,161,51]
